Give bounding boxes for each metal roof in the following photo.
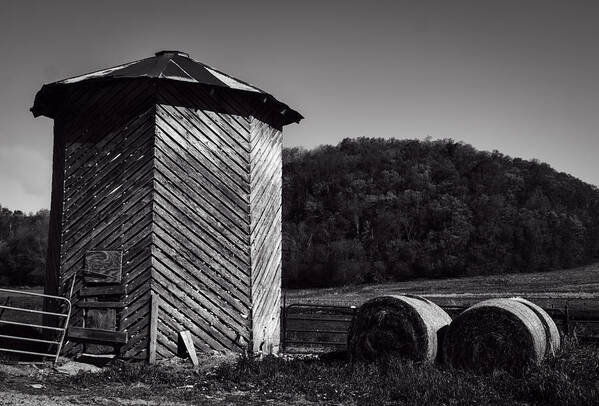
[31,50,302,125]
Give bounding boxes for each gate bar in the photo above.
[0,282,73,363]
[0,305,68,317]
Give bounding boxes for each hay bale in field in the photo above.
[347,295,452,362]
[511,297,560,357]
[442,298,548,374]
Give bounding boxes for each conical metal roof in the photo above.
[31,50,302,125]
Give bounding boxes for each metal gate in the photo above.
[0,288,72,363]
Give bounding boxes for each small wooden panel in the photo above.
[84,250,123,284]
[80,285,126,297]
[177,330,199,366]
[78,301,125,309]
[86,303,117,354]
[68,327,128,344]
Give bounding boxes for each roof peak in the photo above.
[155,50,189,58]
[31,50,303,126]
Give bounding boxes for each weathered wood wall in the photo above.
[149,84,283,358]
[53,81,156,358]
[49,80,283,360]
[249,116,282,354]
[152,102,252,356]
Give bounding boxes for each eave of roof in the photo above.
[31,51,303,126]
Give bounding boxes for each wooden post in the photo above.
[281,292,286,353]
[148,293,159,364]
[564,304,570,336]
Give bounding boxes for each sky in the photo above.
[1,0,598,212]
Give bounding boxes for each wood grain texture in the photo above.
[79,301,125,309]
[178,330,199,366]
[49,81,285,361]
[85,305,117,354]
[150,104,282,357]
[249,116,283,354]
[43,121,66,326]
[53,84,156,357]
[80,285,126,297]
[45,125,66,298]
[151,100,252,357]
[68,327,128,344]
[84,250,123,283]
[148,293,159,364]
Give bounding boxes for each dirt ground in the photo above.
[0,361,184,405]
[0,391,188,406]
[0,390,316,406]
[0,357,318,406]
[0,390,317,405]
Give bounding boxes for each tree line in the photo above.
[282,138,599,288]
[2,137,599,288]
[0,206,48,285]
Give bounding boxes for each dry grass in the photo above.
[1,338,594,405]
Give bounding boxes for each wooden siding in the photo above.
[151,99,283,357]
[45,125,66,299]
[54,80,157,358]
[249,117,282,353]
[152,103,252,356]
[49,81,284,360]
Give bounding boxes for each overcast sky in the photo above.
[1,1,599,212]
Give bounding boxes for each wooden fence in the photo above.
[281,303,599,353]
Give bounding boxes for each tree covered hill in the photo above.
[0,206,48,285]
[282,138,599,288]
[2,137,599,288]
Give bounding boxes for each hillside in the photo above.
[2,137,599,288]
[282,138,599,288]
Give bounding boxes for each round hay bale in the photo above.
[511,297,560,357]
[442,298,547,374]
[347,295,452,362]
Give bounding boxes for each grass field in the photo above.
[285,261,599,311]
[1,339,598,405]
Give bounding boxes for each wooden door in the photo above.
[81,250,123,354]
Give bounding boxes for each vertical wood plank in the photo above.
[44,125,66,326]
[249,116,283,354]
[148,292,159,364]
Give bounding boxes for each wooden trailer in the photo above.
[31,50,302,361]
